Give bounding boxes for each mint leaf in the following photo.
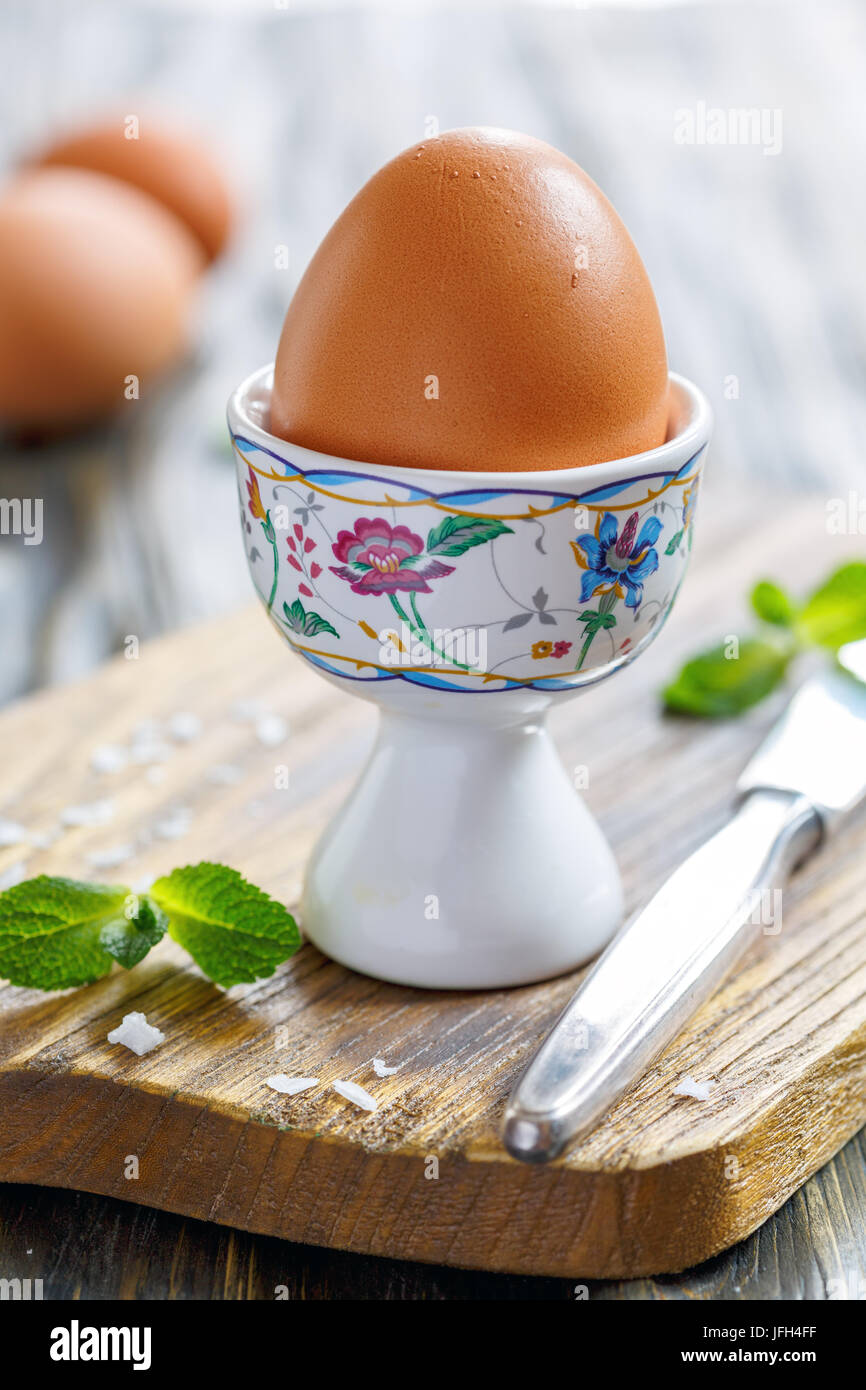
[797,563,866,649]
[0,877,133,989]
[426,515,512,557]
[99,894,168,970]
[751,579,797,627]
[663,637,792,718]
[151,862,300,988]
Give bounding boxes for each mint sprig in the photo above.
[153,862,300,989]
[663,560,866,718]
[0,862,299,993]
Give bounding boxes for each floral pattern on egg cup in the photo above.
[236,434,707,696]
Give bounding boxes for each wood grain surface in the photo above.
[0,485,864,1278]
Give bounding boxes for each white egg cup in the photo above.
[229,367,711,989]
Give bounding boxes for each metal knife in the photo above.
[503,639,866,1164]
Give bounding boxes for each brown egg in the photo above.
[0,168,203,430]
[36,118,233,262]
[271,128,669,472]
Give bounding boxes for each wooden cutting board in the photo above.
[0,487,864,1279]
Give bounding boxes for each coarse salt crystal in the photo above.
[673,1076,714,1101]
[130,739,173,766]
[27,826,62,850]
[0,860,27,890]
[265,1075,319,1096]
[256,714,288,748]
[332,1079,378,1112]
[107,1012,165,1057]
[168,711,202,742]
[90,744,129,775]
[86,844,136,870]
[372,1058,400,1077]
[60,799,114,828]
[0,819,27,848]
[153,807,192,841]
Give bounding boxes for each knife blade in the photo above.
[503,640,866,1164]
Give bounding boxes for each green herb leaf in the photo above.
[751,579,797,627]
[663,637,792,718]
[151,862,300,989]
[426,515,513,557]
[0,877,135,989]
[797,562,866,649]
[665,529,684,556]
[98,894,168,970]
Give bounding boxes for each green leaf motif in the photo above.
[151,862,301,989]
[99,894,168,970]
[426,515,513,557]
[797,563,866,649]
[665,530,684,556]
[663,637,792,718]
[578,609,617,634]
[0,877,133,989]
[282,598,339,640]
[751,579,797,627]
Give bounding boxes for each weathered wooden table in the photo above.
[1,0,864,1298]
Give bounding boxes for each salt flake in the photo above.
[153,807,192,841]
[168,711,202,742]
[673,1076,714,1101]
[60,799,114,828]
[372,1058,400,1077]
[265,1075,319,1096]
[90,744,129,775]
[0,819,28,847]
[256,714,288,748]
[86,844,136,870]
[0,861,27,890]
[333,1079,378,1112]
[107,1012,165,1057]
[130,739,173,766]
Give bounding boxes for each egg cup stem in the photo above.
[300,704,623,989]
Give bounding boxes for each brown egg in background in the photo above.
[0,168,203,431]
[271,127,669,473]
[36,117,234,262]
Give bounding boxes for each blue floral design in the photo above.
[572,510,662,610]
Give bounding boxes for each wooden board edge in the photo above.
[1,1017,863,1280]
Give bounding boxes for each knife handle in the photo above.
[503,789,821,1163]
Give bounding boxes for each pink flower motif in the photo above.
[287,553,303,572]
[330,517,454,595]
[552,640,572,659]
[304,537,316,553]
[298,583,313,597]
[286,534,297,553]
[310,561,322,579]
[294,523,304,542]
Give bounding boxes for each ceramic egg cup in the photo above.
[229,367,711,989]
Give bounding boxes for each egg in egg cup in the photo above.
[229,365,711,988]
